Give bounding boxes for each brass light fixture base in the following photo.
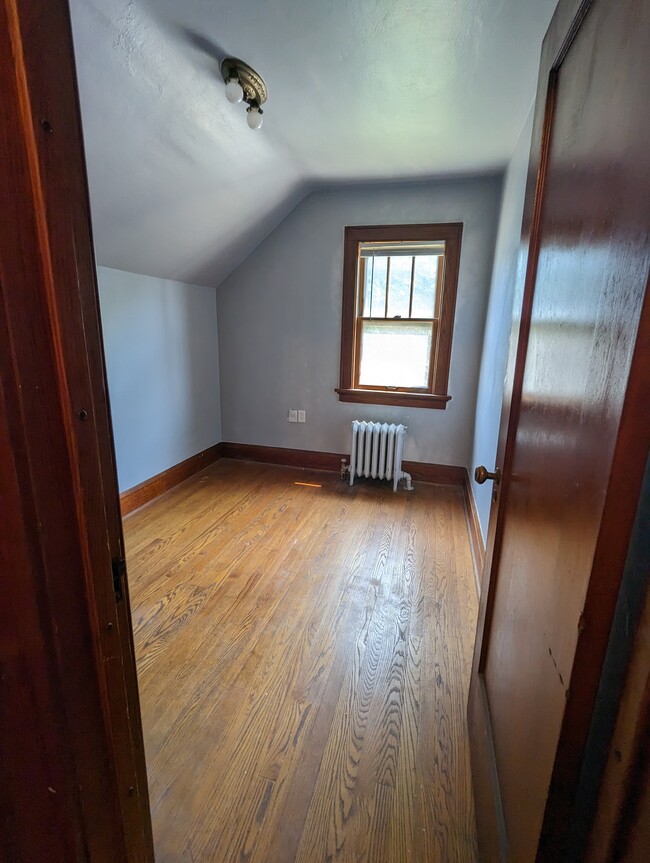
[221,57,268,105]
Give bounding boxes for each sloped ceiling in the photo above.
[69,0,557,288]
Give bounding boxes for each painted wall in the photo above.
[469,107,535,539]
[97,267,221,492]
[217,176,502,466]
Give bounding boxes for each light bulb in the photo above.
[225,77,244,104]
[246,105,263,130]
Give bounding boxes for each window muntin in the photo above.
[337,223,462,410]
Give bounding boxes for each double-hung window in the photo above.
[336,223,462,409]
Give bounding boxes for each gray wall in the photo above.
[469,107,534,538]
[98,267,221,492]
[217,176,502,466]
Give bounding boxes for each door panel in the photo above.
[470,0,650,860]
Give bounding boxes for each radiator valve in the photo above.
[340,458,348,480]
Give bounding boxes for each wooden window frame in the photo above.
[336,223,463,410]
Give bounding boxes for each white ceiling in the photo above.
[69,0,557,288]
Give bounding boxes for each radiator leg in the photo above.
[402,471,413,491]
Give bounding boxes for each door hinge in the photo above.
[111,556,126,601]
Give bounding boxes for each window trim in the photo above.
[336,222,463,410]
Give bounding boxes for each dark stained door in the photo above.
[469,0,650,860]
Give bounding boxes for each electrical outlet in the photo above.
[288,409,298,423]
[298,410,306,423]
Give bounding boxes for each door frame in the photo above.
[468,0,650,859]
[0,0,153,859]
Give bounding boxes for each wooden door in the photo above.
[468,0,650,860]
[0,0,154,859]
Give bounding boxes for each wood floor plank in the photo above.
[124,461,479,862]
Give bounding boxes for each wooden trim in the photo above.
[340,227,360,391]
[0,0,154,857]
[335,388,451,409]
[468,675,508,862]
[402,460,465,484]
[120,443,468,517]
[120,443,224,516]
[462,469,486,596]
[587,522,650,863]
[342,223,466,243]
[433,233,461,394]
[221,442,466,485]
[338,223,463,405]
[222,442,346,472]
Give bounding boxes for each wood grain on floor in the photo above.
[124,459,479,862]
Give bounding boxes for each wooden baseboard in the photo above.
[120,440,469,518]
[403,460,465,485]
[221,442,466,485]
[120,443,223,516]
[220,442,347,473]
[462,469,486,595]
[468,675,508,861]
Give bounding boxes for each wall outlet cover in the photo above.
[298,410,306,423]
[288,409,298,422]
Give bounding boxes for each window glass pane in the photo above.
[411,255,440,318]
[358,320,432,388]
[386,256,412,318]
[362,256,388,317]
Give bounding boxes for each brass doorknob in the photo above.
[474,465,501,485]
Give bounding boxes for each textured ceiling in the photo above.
[69,0,557,288]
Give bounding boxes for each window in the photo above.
[336,223,463,409]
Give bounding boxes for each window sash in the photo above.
[358,254,444,324]
[353,317,439,393]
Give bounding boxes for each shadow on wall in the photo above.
[468,106,535,540]
[97,266,221,492]
[181,184,311,289]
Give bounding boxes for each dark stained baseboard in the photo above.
[462,470,486,596]
[221,441,466,485]
[120,443,223,517]
[120,440,471,522]
[220,442,347,473]
[403,460,465,485]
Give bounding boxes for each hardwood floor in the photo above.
[124,459,479,862]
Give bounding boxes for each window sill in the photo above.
[335,388,451,410]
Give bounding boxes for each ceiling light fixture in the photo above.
[221,57,267,130]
